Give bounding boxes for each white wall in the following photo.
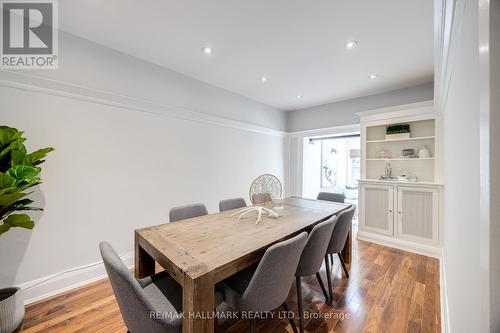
[440,1,481,332]
[286,82,434,132]
[479,0,500,331]
[489,2,500,328]
[0,32,285,302]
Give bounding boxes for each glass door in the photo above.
[302,133,360,224]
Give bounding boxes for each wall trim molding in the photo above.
[18,252,133,305]
[0,70,286,138]
[287,124,360,138]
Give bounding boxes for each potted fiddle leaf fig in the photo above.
[0,125,53,333]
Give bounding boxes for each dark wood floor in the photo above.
[19,238,440,333]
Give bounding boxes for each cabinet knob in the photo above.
[389,209,393,213]
[398,211,402,214]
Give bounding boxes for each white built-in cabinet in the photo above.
[359,182,440,251]
[356,101,443,257]
[360,184,394,236]
[396,186,439,246]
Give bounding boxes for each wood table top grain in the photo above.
[134,196,351,333]
[136,197,349,281]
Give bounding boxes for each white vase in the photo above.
[0,288,24,333]
[418,145,431,158]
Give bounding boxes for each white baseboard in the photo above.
[440,255,450,333]
[356,230,442,258]
[17,252,133,305]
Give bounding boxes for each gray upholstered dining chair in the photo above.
[324,207,355,301]
[317,191,346,203]
[100,242,224,333]
[169,203,208,222]
[294,217,336,333]
[218,233,308,333]
[219,197,247,212]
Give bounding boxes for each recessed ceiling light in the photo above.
[345,40,358,49]
[260,76,267,82]
[369,74,378,79]
[201,46,212,54]
[296,95,302,99]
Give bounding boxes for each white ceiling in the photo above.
[59,0,434,111]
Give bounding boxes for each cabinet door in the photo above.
[360,184,394,236]
[396,186,438,245]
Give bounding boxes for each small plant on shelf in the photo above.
[386,124,410,135]
[385,123,411,140]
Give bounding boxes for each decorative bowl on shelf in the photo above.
[375,149,392,159]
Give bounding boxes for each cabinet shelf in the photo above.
[366,157,435,161]
[366,136,435,144]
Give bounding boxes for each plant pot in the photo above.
[0,288,24,333]
[385,132,410,140]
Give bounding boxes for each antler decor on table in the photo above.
[230,205,281,224]
[231,174,283,224]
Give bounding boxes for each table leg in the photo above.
[135,236,155,279]
[341,227,352,264]
[182,274,215,333]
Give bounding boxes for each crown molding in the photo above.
[356,100,434,122]
[0,70,286,137]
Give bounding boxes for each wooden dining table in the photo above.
[135,197,352,333]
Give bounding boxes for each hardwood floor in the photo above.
[19,238,440,333]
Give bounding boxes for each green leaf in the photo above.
[0,223,11,236]
[0,173,15,188]
[6,165,41,180]
[24,147,54,166]
[4,214,34,229]
[0,126,22,146]
[2,199,42,214]
[0,192,26,209]
[0,138,27,160]
[19,178,42,191]
[11,149,26,165]
[7,198,34,208]
[18,178,42,191]
[0,187,16,196]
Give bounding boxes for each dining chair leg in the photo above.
[315,272,329,302]
[250,318,257,333]
[330,253,334,267]
[282,302,299,333]
[296,276,304,333]
[324,255,333,305]
[338,252,350,278]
